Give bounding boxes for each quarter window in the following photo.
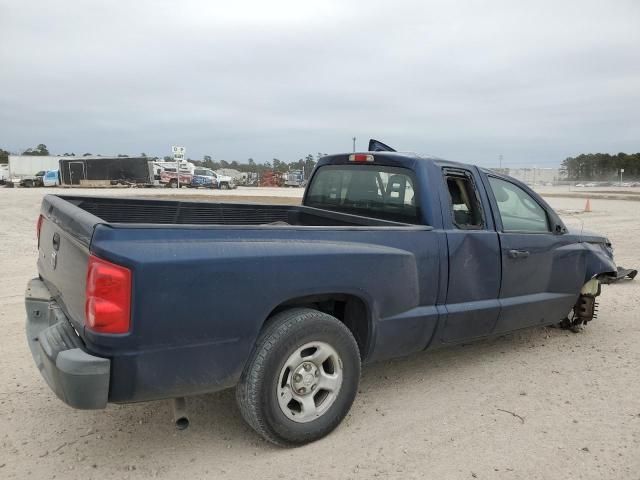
[488,177,549,232]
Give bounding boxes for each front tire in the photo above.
[236,308,360,446]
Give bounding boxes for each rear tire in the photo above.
[236,308,360,446]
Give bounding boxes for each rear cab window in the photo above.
[305,164,420,223]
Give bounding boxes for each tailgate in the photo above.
[37,195,101,333]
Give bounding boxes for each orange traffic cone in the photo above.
[584,198,592,213]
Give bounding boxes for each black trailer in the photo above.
[59,157,154,186]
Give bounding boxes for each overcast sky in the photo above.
[1,1,639,167]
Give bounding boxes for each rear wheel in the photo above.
[220,182,229,190]
[236,308,360,446]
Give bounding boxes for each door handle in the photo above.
[508,249,530,259]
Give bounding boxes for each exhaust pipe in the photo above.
[171,397,189,430]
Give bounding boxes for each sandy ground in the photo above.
[534,185,640,202]
[0,187,638,480]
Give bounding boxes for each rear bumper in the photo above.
[25,278,110,409]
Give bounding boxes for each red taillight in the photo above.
[36,214,44,245]
[85,254,131,334]
[349,153,374,163]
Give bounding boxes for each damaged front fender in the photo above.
[582,241,617,283]
[563,239,635,330]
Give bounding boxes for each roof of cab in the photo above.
[317,151,472,171]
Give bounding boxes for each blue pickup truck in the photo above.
[26,143,622,446]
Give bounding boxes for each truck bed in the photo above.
[36,193,432,403]
[61,195,413,227]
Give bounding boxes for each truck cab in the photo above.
[191,168,218,189]
[42,170,60,187]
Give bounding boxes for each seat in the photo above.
[344,173,382,205]
[447,178,473,226]
[385,174,407,206]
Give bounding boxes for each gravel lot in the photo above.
[0,187,638,480]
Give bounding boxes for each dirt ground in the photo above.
[0,187,638,480]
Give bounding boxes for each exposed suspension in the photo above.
[560,279,601,332]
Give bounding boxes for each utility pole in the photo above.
[533,165,536,186]
[499,154,503,170]
[172,146,185,188]
[352,137,356,153]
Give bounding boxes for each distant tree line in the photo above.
[561,153,640,180]
[0,145,325,177]
[0,144,51,163]
[22,143,50,156]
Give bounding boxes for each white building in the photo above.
[489,167,562,185]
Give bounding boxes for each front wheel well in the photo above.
[266,294,371,360]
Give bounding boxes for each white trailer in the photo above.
[8,155,64,185]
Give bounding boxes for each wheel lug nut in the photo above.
[311,384,316,391]
[299,387,306,394]
[314,370,319,377]
[294,374,302,382]
[303,363,312,371]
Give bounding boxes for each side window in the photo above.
[444,172,484,229]
[488,177,549,233]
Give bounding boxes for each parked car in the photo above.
[213,172,236,189]
[20,170,46,187]
[160,170,193,188]
[42,170,60,187]
[574,183,585,187]
[189,168,218,189]
[585,182,598,187]
[26,143,623,446]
